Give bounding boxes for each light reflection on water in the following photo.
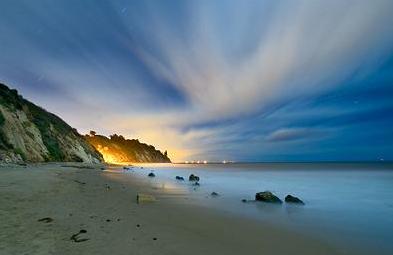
[104,162,393,254]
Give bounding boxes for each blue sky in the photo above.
[1,0,393,162]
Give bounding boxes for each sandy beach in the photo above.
[0,163,360,255]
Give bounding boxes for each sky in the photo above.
[1,0,393,162]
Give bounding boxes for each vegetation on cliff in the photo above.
[85,132,171,163]
[0,83,103,163]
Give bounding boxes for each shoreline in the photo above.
[1,163,366,255]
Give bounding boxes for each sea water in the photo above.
[109,162,393,254]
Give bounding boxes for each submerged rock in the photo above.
[189,174,200,182]
[285,195,304,205]
[255,191,282,203]
[211,192,219,196]
[148,172,155,177]
[193,182,200,186]
[175,176,185,181]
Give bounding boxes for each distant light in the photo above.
[222,160,227,164]
[203,160,207,164]
[185,161,189,164]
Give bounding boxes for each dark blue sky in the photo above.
[1,0,393,161]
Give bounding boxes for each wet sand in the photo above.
[0,163,356,255]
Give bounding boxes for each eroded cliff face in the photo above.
[85,133,171,163]
[0,83,103,163]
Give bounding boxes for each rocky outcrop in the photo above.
[85,133,171,163]
[255,191,283,203]
[0,83,103,163]
[285,195,304,204]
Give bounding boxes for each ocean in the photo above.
[107,162,393,254]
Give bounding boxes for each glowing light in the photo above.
[95,144,125,164]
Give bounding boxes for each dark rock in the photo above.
[285,195,304,205]
[255,191,282,203]
[189,174,200,182]
[38,217,53,223]
[70,229,89,243]
[153,237,157,240]
[175,176,184,181]
[148,172,155,177]
[136,224,140,228]
[106,219,111,222]
[211,192,219,196]
[193,182,200,186]
[241,199,248,203]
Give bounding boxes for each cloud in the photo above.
[1,0,393,161]
[265,128,318,142]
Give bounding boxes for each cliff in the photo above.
[0,83,103,163]
[85,133,171,163]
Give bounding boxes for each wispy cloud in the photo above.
[1,0,393,161]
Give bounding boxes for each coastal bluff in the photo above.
[0,83,103,163]
[85,132,171,163]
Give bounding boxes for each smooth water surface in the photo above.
[107,162,393,254]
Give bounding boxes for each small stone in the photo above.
[153,237,157,240]
[38,217,53,223]
[241,199,247,203]
[189,174,200,182]
[148,172,155,177]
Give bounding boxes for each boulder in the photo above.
[285,195,304,205]
[175,176,185,181]
[255,191,282,203]
[189,174,200,182]
[148,172,155,177]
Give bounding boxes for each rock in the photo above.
[38,217,53,223]
[193,182,200,186]
[137,193,156,203]
[175,176,184,181]
[189,174,200,182]
[285,195,304,205]
[255,191,282,203]
[70,229,89,243]
[211,192,219,196]
[241,199,248,203]
[148,172,155,177]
